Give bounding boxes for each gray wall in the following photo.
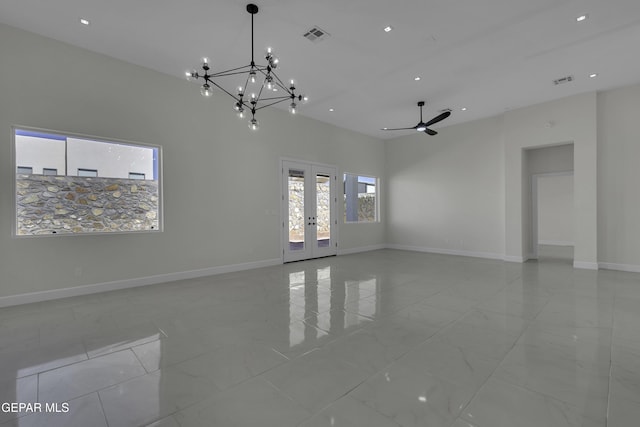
[385,116,506,259]
[387,89,639,271]
[0,23,386,299]
[597,84,640,268]
[526,144,574,175]
[537,174,574,245]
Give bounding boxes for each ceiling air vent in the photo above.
[553,75,574,85]
[303,26,330,43]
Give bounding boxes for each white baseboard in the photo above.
[0,258,281,308]
[3,247,637,308]
[386,244,504,261]
[338,244,386,256]
[539,240,574,246]
[599,262,640,273]
[573,261,599,270]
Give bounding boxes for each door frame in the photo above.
[281,158,338,262]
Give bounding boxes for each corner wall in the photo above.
[597,85,640,271]
[386,92,601,269]
[385,115,506,259]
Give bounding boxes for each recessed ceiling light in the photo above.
[461,107,467,111]
[576,14,588,22]
[329,108,334,112]
[383,127,388,130]
[589,73,598,78]
[384,26,393,33]
[79,18,90,25]
[414,76,421,81]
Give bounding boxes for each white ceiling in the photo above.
[2,0,640,139]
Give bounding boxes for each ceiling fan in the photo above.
[382,101,451,135]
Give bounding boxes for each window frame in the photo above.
[12,125,164,238]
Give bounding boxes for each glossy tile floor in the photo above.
[1,248,639,427]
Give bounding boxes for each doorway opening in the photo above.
[524,143,574,265]
[532,172,574,265]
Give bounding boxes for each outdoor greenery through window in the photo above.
[344,173,378,222]
[14,127,161,236]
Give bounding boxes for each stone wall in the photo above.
[343,194,377,222]
[316,181,331,239]
[288,179,305,241]
[16,175,159,235]
[356,194,377,222]
[288,179,331,242]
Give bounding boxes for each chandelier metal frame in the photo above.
[186,3,306,130]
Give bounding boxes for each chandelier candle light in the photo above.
[186,3,307,131]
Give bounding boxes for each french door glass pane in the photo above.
[288,169,305,251]
[316,173,331,248]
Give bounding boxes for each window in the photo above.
[78,168,98,177]
[344,173,378,222]
[129,172,145,180]
[14,127,162,236]
[17,166,33,174]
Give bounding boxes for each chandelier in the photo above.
[186,3,307,131]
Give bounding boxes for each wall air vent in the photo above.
[303,26,330,43]
[553,75,574,85]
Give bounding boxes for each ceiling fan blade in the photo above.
[424,110,451,127]
[424,128,438,136]
[381,126,416,131]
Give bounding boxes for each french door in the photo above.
[282,160,337,262]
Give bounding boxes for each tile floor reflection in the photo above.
[0,249,639,426]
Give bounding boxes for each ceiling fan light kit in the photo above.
[186,3,307,131]
[382,101,451,135]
